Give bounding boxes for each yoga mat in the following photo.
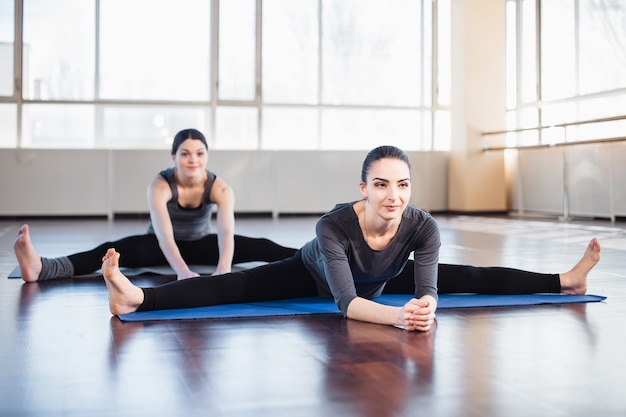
[8,263,259,279]
[117,293,607,322]
[8,265,216,279]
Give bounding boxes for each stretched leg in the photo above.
[75,233,296,273]
[15,226,166,282]
[437,264,561,294]
[231,235,298,263]
[103,249,318,314]
[438,238,600,295]
[177,234,298,265]
[13,225,42,282]
[382,261,560,295]
[69,234,165,274]
[382,262,415,294]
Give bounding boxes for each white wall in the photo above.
[0,149,449,217]
[0,149,111,216]
[510,142,626,220]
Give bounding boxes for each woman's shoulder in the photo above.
[402,205,438,227]
[315,202,358,234]
[205,169,217,179]
[157,167,175,181]
[403,204,426,216]
[321,201,357,221]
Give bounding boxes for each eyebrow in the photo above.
[180,147,206,152]
[371,177,411,183]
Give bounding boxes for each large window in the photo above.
[0,0,16,147]
[0,0,13,97]
[2,0,450,150]
[504,0,626,147]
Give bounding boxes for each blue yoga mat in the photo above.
[117,293,607,322]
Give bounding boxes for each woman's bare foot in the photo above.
[102,248,144,315]
[13,225,43,283]
[560,238,601,295]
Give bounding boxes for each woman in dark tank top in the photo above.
[13,128,297,282]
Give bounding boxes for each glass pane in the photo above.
[22,104,95,148]
[215,106,258,149]
[437,0,450,107]
[103,106,210,148]
[578,0,626,95]
[219,0,256,101]
[541,102,576,127]
[0,0,14,96]
[23,0,94,100]
[262,0,319,104]
[261,107,318,149]
[516,108,539,146]
[579,94,626,120]
[567,118,626,143]
[433,110,449,151]
[520,0,537,103]
[0,104,17,147]
[320,108,424,150]
[540,0,575,100]
[505,110,517,147]
[100,0,211,101]
[422,0,433,107]
[322,0,425,106]
[505,0,517,109]
[561,95,626,142]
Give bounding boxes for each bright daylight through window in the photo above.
[2,0,449,150]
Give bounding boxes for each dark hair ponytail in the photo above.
[171,129,208,155]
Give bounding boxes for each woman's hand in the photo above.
[211,264,231,276]
[399,296,437,332]
[177,270,201,280]
[346,296,437,331]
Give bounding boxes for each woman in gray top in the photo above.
[13,128,296,282]
[101,145,600,331]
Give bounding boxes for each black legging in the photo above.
[138,252,561,311]
[68,234,298,275]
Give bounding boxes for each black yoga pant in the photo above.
[138,254,561,312]
[68,234,298,275]
[140,252,318,311]
[386,263,561,294]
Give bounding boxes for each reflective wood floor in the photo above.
[1,214,625,417]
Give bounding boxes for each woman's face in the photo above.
[173,139,208,175]
[360,157,411,221]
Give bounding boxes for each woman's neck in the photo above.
[356,201,400,250]
[175,168,206,188]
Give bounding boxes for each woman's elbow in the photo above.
[342,296,359,318]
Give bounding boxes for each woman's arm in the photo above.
[209,177,235,275]
[147,176,199,280]
[346,295,437,331]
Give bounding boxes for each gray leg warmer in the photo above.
[39,256,75,281]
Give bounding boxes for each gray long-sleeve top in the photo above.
[300,202,440,316]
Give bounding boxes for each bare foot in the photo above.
[13,224,43,283]
[102,248,144,315]
[560,238,601,295]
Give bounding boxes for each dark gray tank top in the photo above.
[146,167,217,241]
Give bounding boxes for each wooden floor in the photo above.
[1,214,626,417]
